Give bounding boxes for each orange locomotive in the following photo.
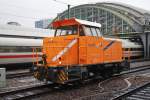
[33,18,128,84]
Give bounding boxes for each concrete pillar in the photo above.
[0,68,6,88]
[140,32,150,58]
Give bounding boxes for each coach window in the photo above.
[90,27,98,37]
[83,26,93,36]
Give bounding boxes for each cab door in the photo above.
[79,25,103,65]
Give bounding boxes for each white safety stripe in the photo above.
[52,39,77,62]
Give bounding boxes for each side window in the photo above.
[66,30,72,35]
[60,30,66,36]
[90,27,98,36]
[83,26,93,36]
[96,28,102,37]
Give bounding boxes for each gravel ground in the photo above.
[0,68,44,92]
[31,76,137,100]
[0,76,44,92]
[6,69,30,75]
[127,75,150,87]
[32,70,150,100]
[130,60,150,68]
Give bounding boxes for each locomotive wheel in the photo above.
[101,72,112,78]
[112,64,122,74]
[101,69,113,78]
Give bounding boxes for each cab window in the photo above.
[95,28,102,36]
[55,29,61,36]
[83,26,102,37]
[90,27,98,36]
[79,26,85,36]
[55,25,77,36]
[83,26,93,36]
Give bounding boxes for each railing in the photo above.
[32,48,41,66]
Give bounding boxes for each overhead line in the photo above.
[52,0,74,6]
[0,0,76,20]
[0,2,51,14]
[0,12,43,20]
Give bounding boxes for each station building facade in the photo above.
[54,2,150,35]
[35,19,53,29]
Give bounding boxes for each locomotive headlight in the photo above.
[58,57,62,64]
[59,61,62,64]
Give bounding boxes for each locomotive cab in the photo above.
[54,23,101,37]
[33,18,126,84]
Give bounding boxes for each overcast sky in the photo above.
[0,0,149,27]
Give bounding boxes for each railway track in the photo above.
[121,65,150,75]
[129,58,150,63]
[112,82,150,100]
[73,65,150,100]
[6,71,33,79]
[0,83,55,100]
[2,64,150,100]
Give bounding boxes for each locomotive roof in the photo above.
[52,18,101,28]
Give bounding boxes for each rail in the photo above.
[0,84,54,100]
[112,82,150,100]
[2,60,150,99]
[6,71,32,79]
[74,64,150,100]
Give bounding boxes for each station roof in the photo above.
[53,2,150,32]
[52,18,101,28]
